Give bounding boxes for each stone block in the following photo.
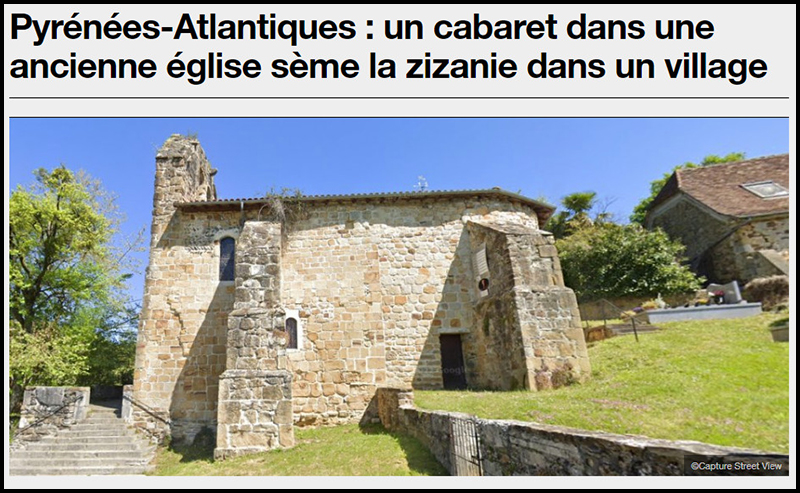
[279,424,295,447]
[275,400,293,424]
[229,430,270,449]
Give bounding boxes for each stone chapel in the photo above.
[131,135,590,458]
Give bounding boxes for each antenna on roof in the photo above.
[414,175,429,192]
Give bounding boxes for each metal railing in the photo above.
[579,298,653,343]
[450,416,483,476]
[122,393,171,425]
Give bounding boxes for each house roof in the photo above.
[648,154,790,218]
[176,188,557,224]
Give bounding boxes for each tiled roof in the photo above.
[177,188,556,223]
[649,154,790,218]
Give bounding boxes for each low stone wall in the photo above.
[14,387,90,447]
[375,388,789,476]
[376,388,455,472]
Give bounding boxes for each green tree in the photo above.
[545,191,615,239]
[10,166,141,410]
[556,223,703,301]
[630,152,746,224]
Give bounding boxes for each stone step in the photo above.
[57,426,139,436]
[86,412,121,417]
[67,422,133,429]
[22,435,147,446]
[47,425,142,435]
[13,449,154,460]
[10,457,151,468]
[10,401,156,476]
[20,442,150,452]
[9,465,153,476]
[81,418,123,425]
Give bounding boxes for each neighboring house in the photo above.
[132,135,590,458]
[645,154,789,285]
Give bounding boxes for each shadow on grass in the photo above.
[358,423,449,476]
[160,422,448,475]
[168,426,216,464]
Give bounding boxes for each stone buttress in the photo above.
[465,221,590,390]
[214,221,294,459]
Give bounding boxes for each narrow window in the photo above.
[219,237,235,281]
[285,317,298,349]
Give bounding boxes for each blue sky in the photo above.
[8,117,789,304]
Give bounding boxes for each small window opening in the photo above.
[219,237,235,281]
[285,317,298,349]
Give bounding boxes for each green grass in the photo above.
[152,424,447,476]
[417,312,790,453]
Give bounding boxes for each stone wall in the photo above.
[375,388,455,472]
[375,388,789,476]
[135,192,557,438]
[14,387,90,447]
[648,195,791,285]
[132,136,231,442]
[710,215,790,284]
[648,197,732,265]
[279,201,548,425]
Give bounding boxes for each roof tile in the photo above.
[651,154,789,218]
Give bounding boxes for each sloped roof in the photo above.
[649,154,790,218]
[177,188,556,224]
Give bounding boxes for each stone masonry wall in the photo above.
[133,136,230,443]
[509,230,590,390]
[14,387,90,448]
[136,190,551,439]
[281,201,542,425]
[133,209,235,442]
[464,223,527,390]
[376,388,790,476]
[710,216,790,284]
[648,197,732,265]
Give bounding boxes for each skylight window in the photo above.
[741,181,789,199]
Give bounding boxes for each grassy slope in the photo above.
[416,313,790,453]
[153,424,447,476]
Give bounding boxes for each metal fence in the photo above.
[449,416,483,476]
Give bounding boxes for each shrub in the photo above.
[556,223,703,301]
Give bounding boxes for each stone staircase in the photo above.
[10,401,156,476]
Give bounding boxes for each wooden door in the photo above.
[440,334,467,390]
